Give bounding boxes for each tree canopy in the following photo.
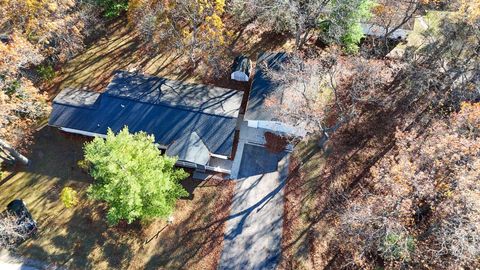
[341,102,480,268]
[0,0,102,158]
[129,0,230,71]
[0,33,49,149]
[84,127,189,225]
[229,0,375,51]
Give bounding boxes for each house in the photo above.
[49,71,243,173]
[360,1,420,41]
[361,22,413,40]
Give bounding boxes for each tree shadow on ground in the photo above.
[46,16,292,103]
[21,202,140,269]
[48,21,182,95]
[23,127,92,184]
[279,68,440,268]
[180,175,202,200]
[12,137,233,270]
[3,126,137,269]
[144,178,234,269]
[0,126,93,226]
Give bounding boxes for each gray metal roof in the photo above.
[166,131,210,165]
[106,71,243,117]
[53,88,101,108]
[49,71,243,159]
[244,52,288,121]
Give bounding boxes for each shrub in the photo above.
[3,80,21,96]
[77,159,91,173]
[36,64,55,81]
[96,0,129,18]
[60,187,79,208]
[378,232,415,262]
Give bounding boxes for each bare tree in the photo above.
[0,213,30,249]
[371,0,423,38]
[403,9,480,109]
[229,0,374,49]
[229,0,329,48]
[264,52,395,139]
[129,0,230,74]
[263,52,337,136]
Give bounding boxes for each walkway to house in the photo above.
[219,123,289,270]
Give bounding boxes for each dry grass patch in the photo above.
[279,140,335,270]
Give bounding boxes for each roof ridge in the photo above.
[103,93,238,120]
[109,70,242,94]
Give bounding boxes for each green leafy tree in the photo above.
[329,0,376,53]
[83,127,189,225]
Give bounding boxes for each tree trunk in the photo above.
[299,28,312,49]
[0,139,29,165]
[295,23,302,49]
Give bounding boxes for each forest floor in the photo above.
[46,17,294,98]
[278,68,434,268]
[0,127,234,270]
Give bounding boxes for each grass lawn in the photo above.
[0,127,234,270]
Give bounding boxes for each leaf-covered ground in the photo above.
[0,127,234,270]
[47,17,293,97]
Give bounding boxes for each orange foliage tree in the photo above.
[129,0,230,72]
[340,102,480,269]
[0,0,101,63]
[0,33,49,163]
[0,0,101,163]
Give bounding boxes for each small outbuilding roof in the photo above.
[49,71,243,159]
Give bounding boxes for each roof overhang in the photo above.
[247,120,306,137]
